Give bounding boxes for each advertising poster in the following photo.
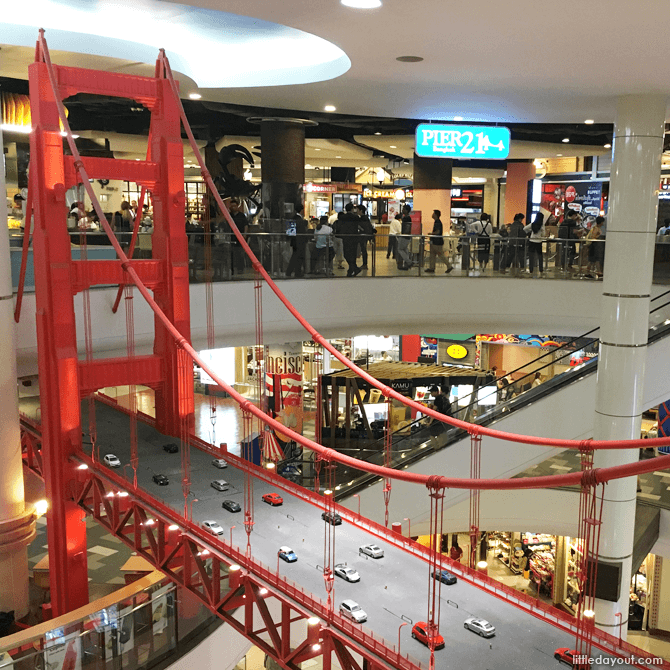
[564,182,602,220]
[539,184,565,224]
[44,634,81,670]
[265,343,303,441]
[152,584,171,635]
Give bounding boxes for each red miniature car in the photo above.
[555,648,590,668]
[411,622,445,650]
[262,492,283,506]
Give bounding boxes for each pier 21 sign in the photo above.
[415,124,511,160]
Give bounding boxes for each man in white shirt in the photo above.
[388,214,402,263]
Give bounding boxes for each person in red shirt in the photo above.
[450,541,463,563]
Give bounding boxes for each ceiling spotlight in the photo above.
[604,143,612,148]
[562,138,570,143]
[584,119,594,124]
[324,105,337,112]
[336,155,342,158]
[557,154,563,157]
[35,499,48,516]
[453,116,464,121]
[315,148,321,151]
[389,145,397,149]
[189,93,202,100]
[341,0,382,7]
[374,132,382,135]
[396,56,423,63]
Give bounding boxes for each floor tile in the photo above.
[88,545,119,557]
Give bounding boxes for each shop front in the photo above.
[303,182,363,219]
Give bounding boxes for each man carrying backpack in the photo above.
[428,385,452,449]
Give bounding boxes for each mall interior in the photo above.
[3,2,670,670]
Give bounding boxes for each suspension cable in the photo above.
[34,32,670,494]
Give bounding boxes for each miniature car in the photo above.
[360,543,384,558]
[554,649,587,667]
[334,564,360,582]
[262,493,283,506]
[464,617,496,638]
[202,520,224,536]
[211,479,230,492]
[153,473,169,486]
[163,443,179,453]
[433,569,457,585]
[322,511,342,525]
[340,600,367,623]
[411,622,445,650]
[222,500,241,512]
[212,458,228,469]
[278,546,298,562]
[103,454,121,468]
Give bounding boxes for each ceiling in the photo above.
[1,0,670,125]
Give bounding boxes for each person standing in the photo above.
[470,213,493,272]
[557,209,579,271]
[335,203,363,276]
[357,205,376,269]
[502,213,526,276]
[424,209,453,273]
[388,213,401,260]
[285,206,308,278]
[427,384,452,448]
[523,212,545,277]
[397,204,414,270]
[313,216,334,274]
[228,198,249,275]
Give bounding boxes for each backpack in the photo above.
[479,221,491,252]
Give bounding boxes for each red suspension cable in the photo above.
[14,180,33,323]
[35,32,670,496]
[124,284,138,488]
[469,433,482,569]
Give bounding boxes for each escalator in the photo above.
[320,290,670,516]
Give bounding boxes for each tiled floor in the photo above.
[28,508,134,603]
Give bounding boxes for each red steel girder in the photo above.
[74,462,422,670]
[78,355,163,397]
[63,156,159,191]
[53,64,159,109]
[71,260,163,294]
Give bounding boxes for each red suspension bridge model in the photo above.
[19,30,670,670]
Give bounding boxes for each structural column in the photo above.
[592,95,666,637]
[0,124,36,619]
[412,155,452,233]
[502,160,535,224]
[256,118,315,219]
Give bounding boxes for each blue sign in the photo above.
[415,124,511,160]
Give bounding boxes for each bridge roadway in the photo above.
[87,400,638,670]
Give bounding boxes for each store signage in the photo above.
[446,344,468,360]
[363,187,414,199]
[389,380,413,393]
[415,123,511,160]
[304,183,337,193]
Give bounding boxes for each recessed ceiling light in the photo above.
[396,56,423,63]
[324,105,337,112]
[562,138,570,143]
[336,155,341,158]
[189,93,202,100]
[374,132,382,135]
[314,148,321,151]
[584,119,594,124]
[390,145,397,148]
[604,143,612,148]
[557,154,563,156]
[453,116,464,121]
[341,0,382,7]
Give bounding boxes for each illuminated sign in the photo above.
[415,123,511,160]
[304,183,337,193]
[446,344,468,360]
[363,187,413,199]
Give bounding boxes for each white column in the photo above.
[0,125,35,619]
[592,95,666,637]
